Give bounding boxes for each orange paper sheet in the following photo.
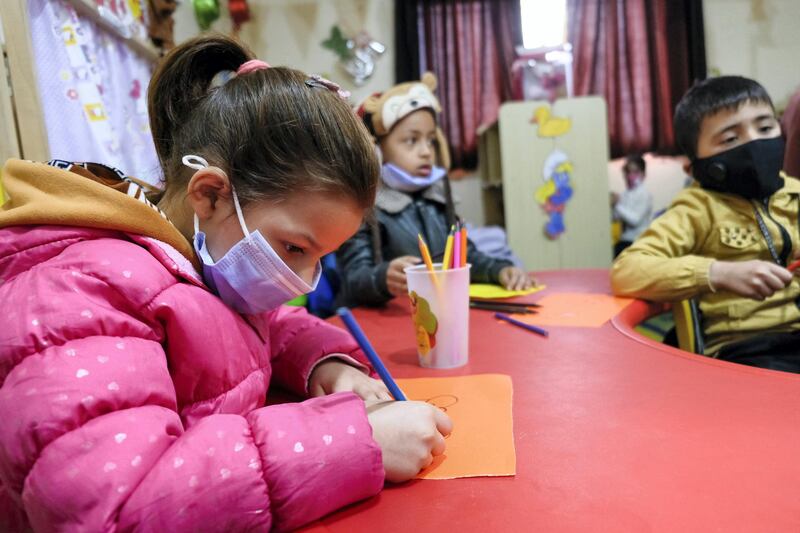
[511,292,634,328]
[395,374,515,480]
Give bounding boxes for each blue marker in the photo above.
[336,307,407,400]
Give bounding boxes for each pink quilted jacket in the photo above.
[0,217,384,531]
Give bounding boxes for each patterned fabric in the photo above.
[28,0,161,185]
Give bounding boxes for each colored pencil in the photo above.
[470,301,535,314]
[494,312,549,338]
[788,259,800,272]
[336,308,407,400]
[453,224,462,269]
[460,223,468,267]
[441,226,455,271]
[470,299,542,309]
[418,234,435,272]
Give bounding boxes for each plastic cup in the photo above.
[404,263,471,369]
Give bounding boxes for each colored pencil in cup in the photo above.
[418,234,435,272]
[453,224,461,270]
[336,308,407,400]
[494,312,549,338]
[441,226,455,271]
[417,234,440,287]
[460,223,468,267]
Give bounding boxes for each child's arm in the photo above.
[262,304,378,396]
[611,190,715,301]
[0,298,383,533]
[336,222,395,306]
[465,236,515,284]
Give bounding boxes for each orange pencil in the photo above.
[417,234,440,288]
[417,234,435,272]
[460,223,468,267]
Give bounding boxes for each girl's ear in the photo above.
[186,167,232,221]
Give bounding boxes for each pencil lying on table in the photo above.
[494,312,549,338]
[470,299,541,309]
[470,301,536,314]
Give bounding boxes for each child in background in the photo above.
[611,154,653,257]
[0,35,452,532]
[612,76,800,372]
[337,73,535,307]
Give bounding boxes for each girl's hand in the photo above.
[309,359,392,401]
[386,256,421,297]
[365,400,453,483]
[498,266,536,291]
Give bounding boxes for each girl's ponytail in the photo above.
[148,35,252,169]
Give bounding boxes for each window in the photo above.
[519,0,568,50]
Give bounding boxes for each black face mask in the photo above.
[691,136,785,199]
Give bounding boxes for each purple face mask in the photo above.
[381,163,446,192]
[184,155,320,314]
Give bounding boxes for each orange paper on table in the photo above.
[512,292,633,328]
[396,374,515,479]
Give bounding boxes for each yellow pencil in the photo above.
[418,234,435,272]
[441,226,455,271]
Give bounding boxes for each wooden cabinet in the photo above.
[478,97,613,270]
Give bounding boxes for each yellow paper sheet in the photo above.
[469,283,545,300]
[396,374,516,480]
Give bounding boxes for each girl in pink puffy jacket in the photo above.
[0,34,451,532]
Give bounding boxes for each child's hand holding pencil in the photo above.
[337,307,453,482]
[366,400,453,482]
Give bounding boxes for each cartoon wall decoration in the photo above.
[531,105,574,239]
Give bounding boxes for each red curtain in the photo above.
[415,0,522,170]
[567,0,705,157]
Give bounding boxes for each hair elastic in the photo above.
[237,59,270,75]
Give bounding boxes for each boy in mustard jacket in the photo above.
[612,76,800,372]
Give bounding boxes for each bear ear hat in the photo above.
[362,92,383,115]
[421,71,437,91]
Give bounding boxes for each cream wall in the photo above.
[173,0,233,44]
[704,0,800,110]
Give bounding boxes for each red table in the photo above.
[311,269,800,532]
